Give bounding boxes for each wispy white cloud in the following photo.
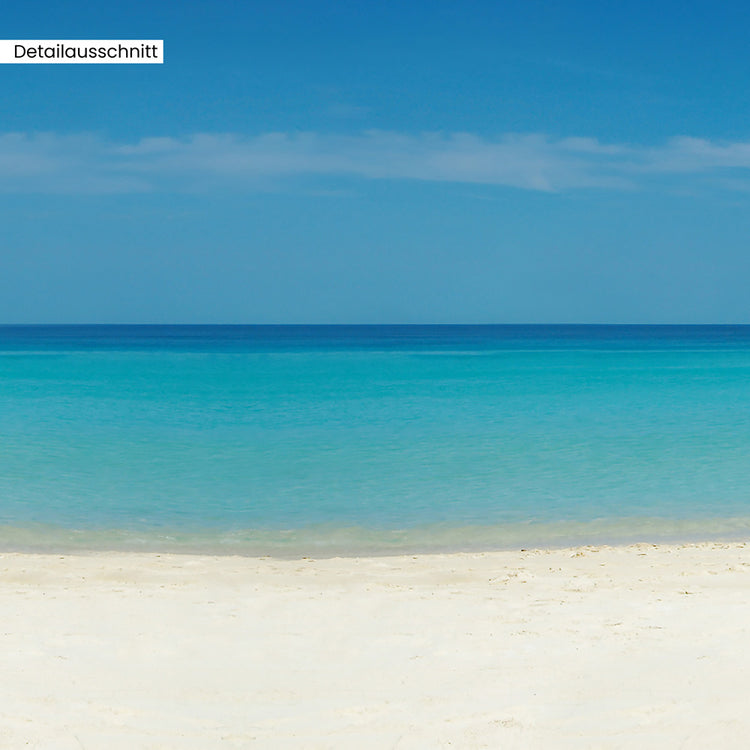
[0,132,151,193]
[110,131,634,191]
[2,130,750,194]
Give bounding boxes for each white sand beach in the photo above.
[3,543,750,749]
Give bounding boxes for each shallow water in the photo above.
[2,325,750,553]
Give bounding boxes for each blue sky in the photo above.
[2,0,750,322]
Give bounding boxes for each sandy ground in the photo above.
[2,543,750,749]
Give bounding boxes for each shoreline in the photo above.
[3,516,750,558]
[3,542,750,747]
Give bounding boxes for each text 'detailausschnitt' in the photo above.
[0,40,164,63]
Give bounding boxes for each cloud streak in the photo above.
[3,130,750,194]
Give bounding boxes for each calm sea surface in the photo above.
[2,325,750,554]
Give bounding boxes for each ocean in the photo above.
[2,324,750,554]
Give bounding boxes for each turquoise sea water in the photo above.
[2,325,750,554]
